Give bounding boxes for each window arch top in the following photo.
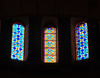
[44,27,56,34]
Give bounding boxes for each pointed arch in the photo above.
[11,22,25,61]
[75,22,89,61]
[43,26,57,63]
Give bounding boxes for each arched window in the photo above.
[44,27,57,63]
[75,22,89,61]
[11,22,25,61]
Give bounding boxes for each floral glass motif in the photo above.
[11,23,25,61]
[44,27,56,63]
[75,22,89,61]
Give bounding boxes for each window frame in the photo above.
[11,22,26,61]
[75,21,89,61]
[41,24,59,64]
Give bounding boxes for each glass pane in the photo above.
[44,40,56,47]
[44,56,56,63]
[44,27,56,33]
[44,27,57,63]
[76,23,89,61]
[44,33,56,40]
[44,47,56,56]
[11,24,25,61]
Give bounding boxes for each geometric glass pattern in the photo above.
[44,27,57,63]
[75,22,89,61]
[11,23,25,61]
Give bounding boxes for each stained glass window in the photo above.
[75,22,89,61]
[11,23,25,61]
[44,27,57,63]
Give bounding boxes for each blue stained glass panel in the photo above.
[75,22,89,61]
[11,23,25,61]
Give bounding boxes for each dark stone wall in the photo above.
[28,17,42,73]
[1,19,13,69]
[88,19,100,65]
[58,17,71,68]
[0,0,100,19]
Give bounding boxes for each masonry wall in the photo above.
[0,0,99,19]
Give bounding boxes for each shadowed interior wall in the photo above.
[0,21,2,64]
[0,21,1,35]
[99,21,100,35]
[57,17,71,68]
[28,17,42,73]
[1,19,13,69]
[87,19,100,65]
[0,0,100,19]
